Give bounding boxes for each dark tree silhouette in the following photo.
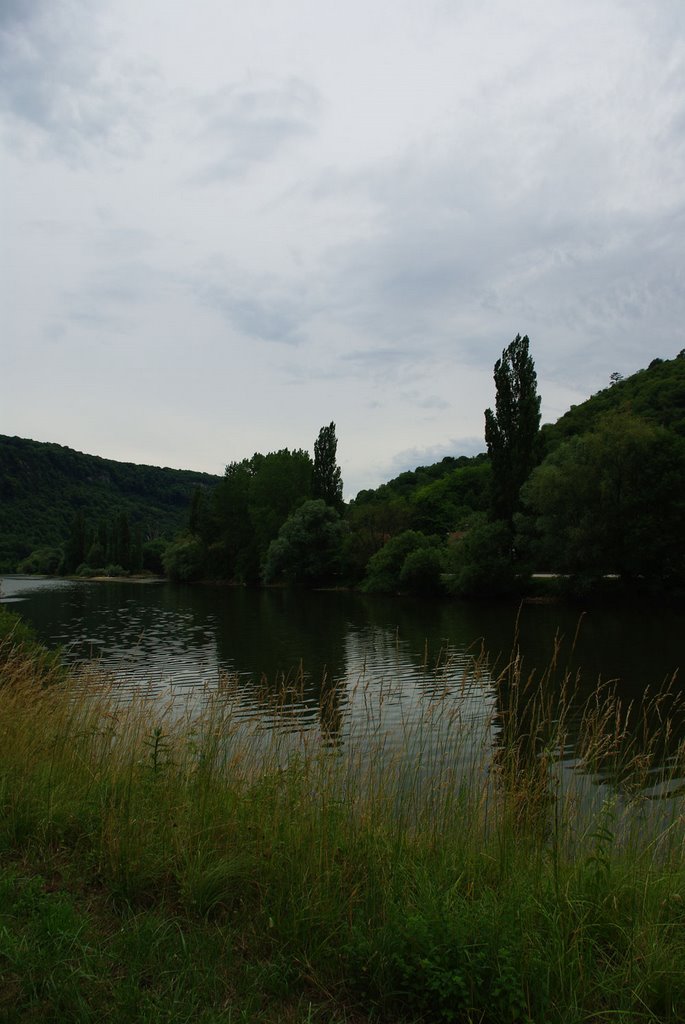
[313,422,344,510]
[484,334,541,525]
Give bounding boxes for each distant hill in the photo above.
[0,435,220,571]
[540,351,685,454]
[3,351,683,579]
[353,454,489,506]
[346,351,685,559]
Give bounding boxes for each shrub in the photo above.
[362,530,440,593]
[16,547,64,575]
[445,520,518,597]
[399,545,445,595]
[262,499,345,587]
[162,536,204,582]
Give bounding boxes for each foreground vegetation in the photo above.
[1,611,685,1022]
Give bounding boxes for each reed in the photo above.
[1,624,684,1023]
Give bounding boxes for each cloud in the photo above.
[338,346,425,380]
[190,76,321,180]
[3,0,685,495]
[384,437,486,481]
[192,259,308,344]
[307,63,685,388]
[0,0,154,162]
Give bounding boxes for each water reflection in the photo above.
[2,575,684,792]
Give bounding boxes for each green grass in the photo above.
[1,621,684,1023]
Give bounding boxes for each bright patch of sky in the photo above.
[2,0,684,495]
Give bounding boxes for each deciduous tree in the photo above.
[484,334,541,525]
[313,422,344,510]
[263,499,345,587]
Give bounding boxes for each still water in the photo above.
[2,575,684,787]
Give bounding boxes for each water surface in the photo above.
[2,575,683,791]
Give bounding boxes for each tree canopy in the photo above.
[263,499,345,587]
[5,349,685,597]
[312,422,344,510]
[484,334,541,524]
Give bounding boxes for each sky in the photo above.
[2,0,684,497]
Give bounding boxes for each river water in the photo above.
[2,575,684,791]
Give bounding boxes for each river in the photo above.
[2,574,684,791]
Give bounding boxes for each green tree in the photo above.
[518,412,685,586]
[17,547,64,575]
[341,493,412,584]
[85,539,106,569]
[411,462,491,534]
[484,334,541,524]
[115,511,131,569]
[143,537,168,575]
[399,545,444,595]
[262,499,345,587]
[204,449,313,582]
[131,524,144,573]
[248,449,313,566]
[444,519,518,597]
[162,535,205,582]
[362,530,440,594]
[210,458,258,580]
[312,422,344,510]
[188,487,213,540]
[64,511,89,573]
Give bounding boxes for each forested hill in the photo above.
[337,348,685,596]
[0,435,220,571]
[540,351,685,453]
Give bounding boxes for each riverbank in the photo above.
[1,619,684,1023]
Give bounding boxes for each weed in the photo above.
[0,631,685,1022]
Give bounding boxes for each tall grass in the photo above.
[1,622,685,1023]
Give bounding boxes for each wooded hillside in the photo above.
[0,435,219,571]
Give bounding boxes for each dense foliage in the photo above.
[348,346,685,598]
[192,448,316,583]
[263,499,345,586]
[312,422,344,510]
[540,351,685,452]
[519,410,685,587]
[0,435,219,572]
[2,348,684,595]
[485,333,542,524]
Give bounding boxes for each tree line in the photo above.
[0,434,218,573]
[163,423,346,585]
[169,339,684,597]
[8,346,685,595]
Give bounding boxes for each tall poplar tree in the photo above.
[484,334,541,525]
[313,422,344,510]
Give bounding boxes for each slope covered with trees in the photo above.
[0,435,220,572]
[516,352,685,592]
[345,345,685,597]
[3,349,683,595]
[540,353,685,452]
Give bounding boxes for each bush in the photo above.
[262,499,345,587]
[0,608,40,649]
[0,608,63,680]
[162,536,205,582]
[399,545,445,595]
[142,538,168,575]
[103,564,127,578]
[362,530,441,593]
[16,547,64,575]
[445,521,518,597]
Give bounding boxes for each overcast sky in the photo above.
[2,0,684,496]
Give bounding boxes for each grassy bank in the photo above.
[1,616,684,1023]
